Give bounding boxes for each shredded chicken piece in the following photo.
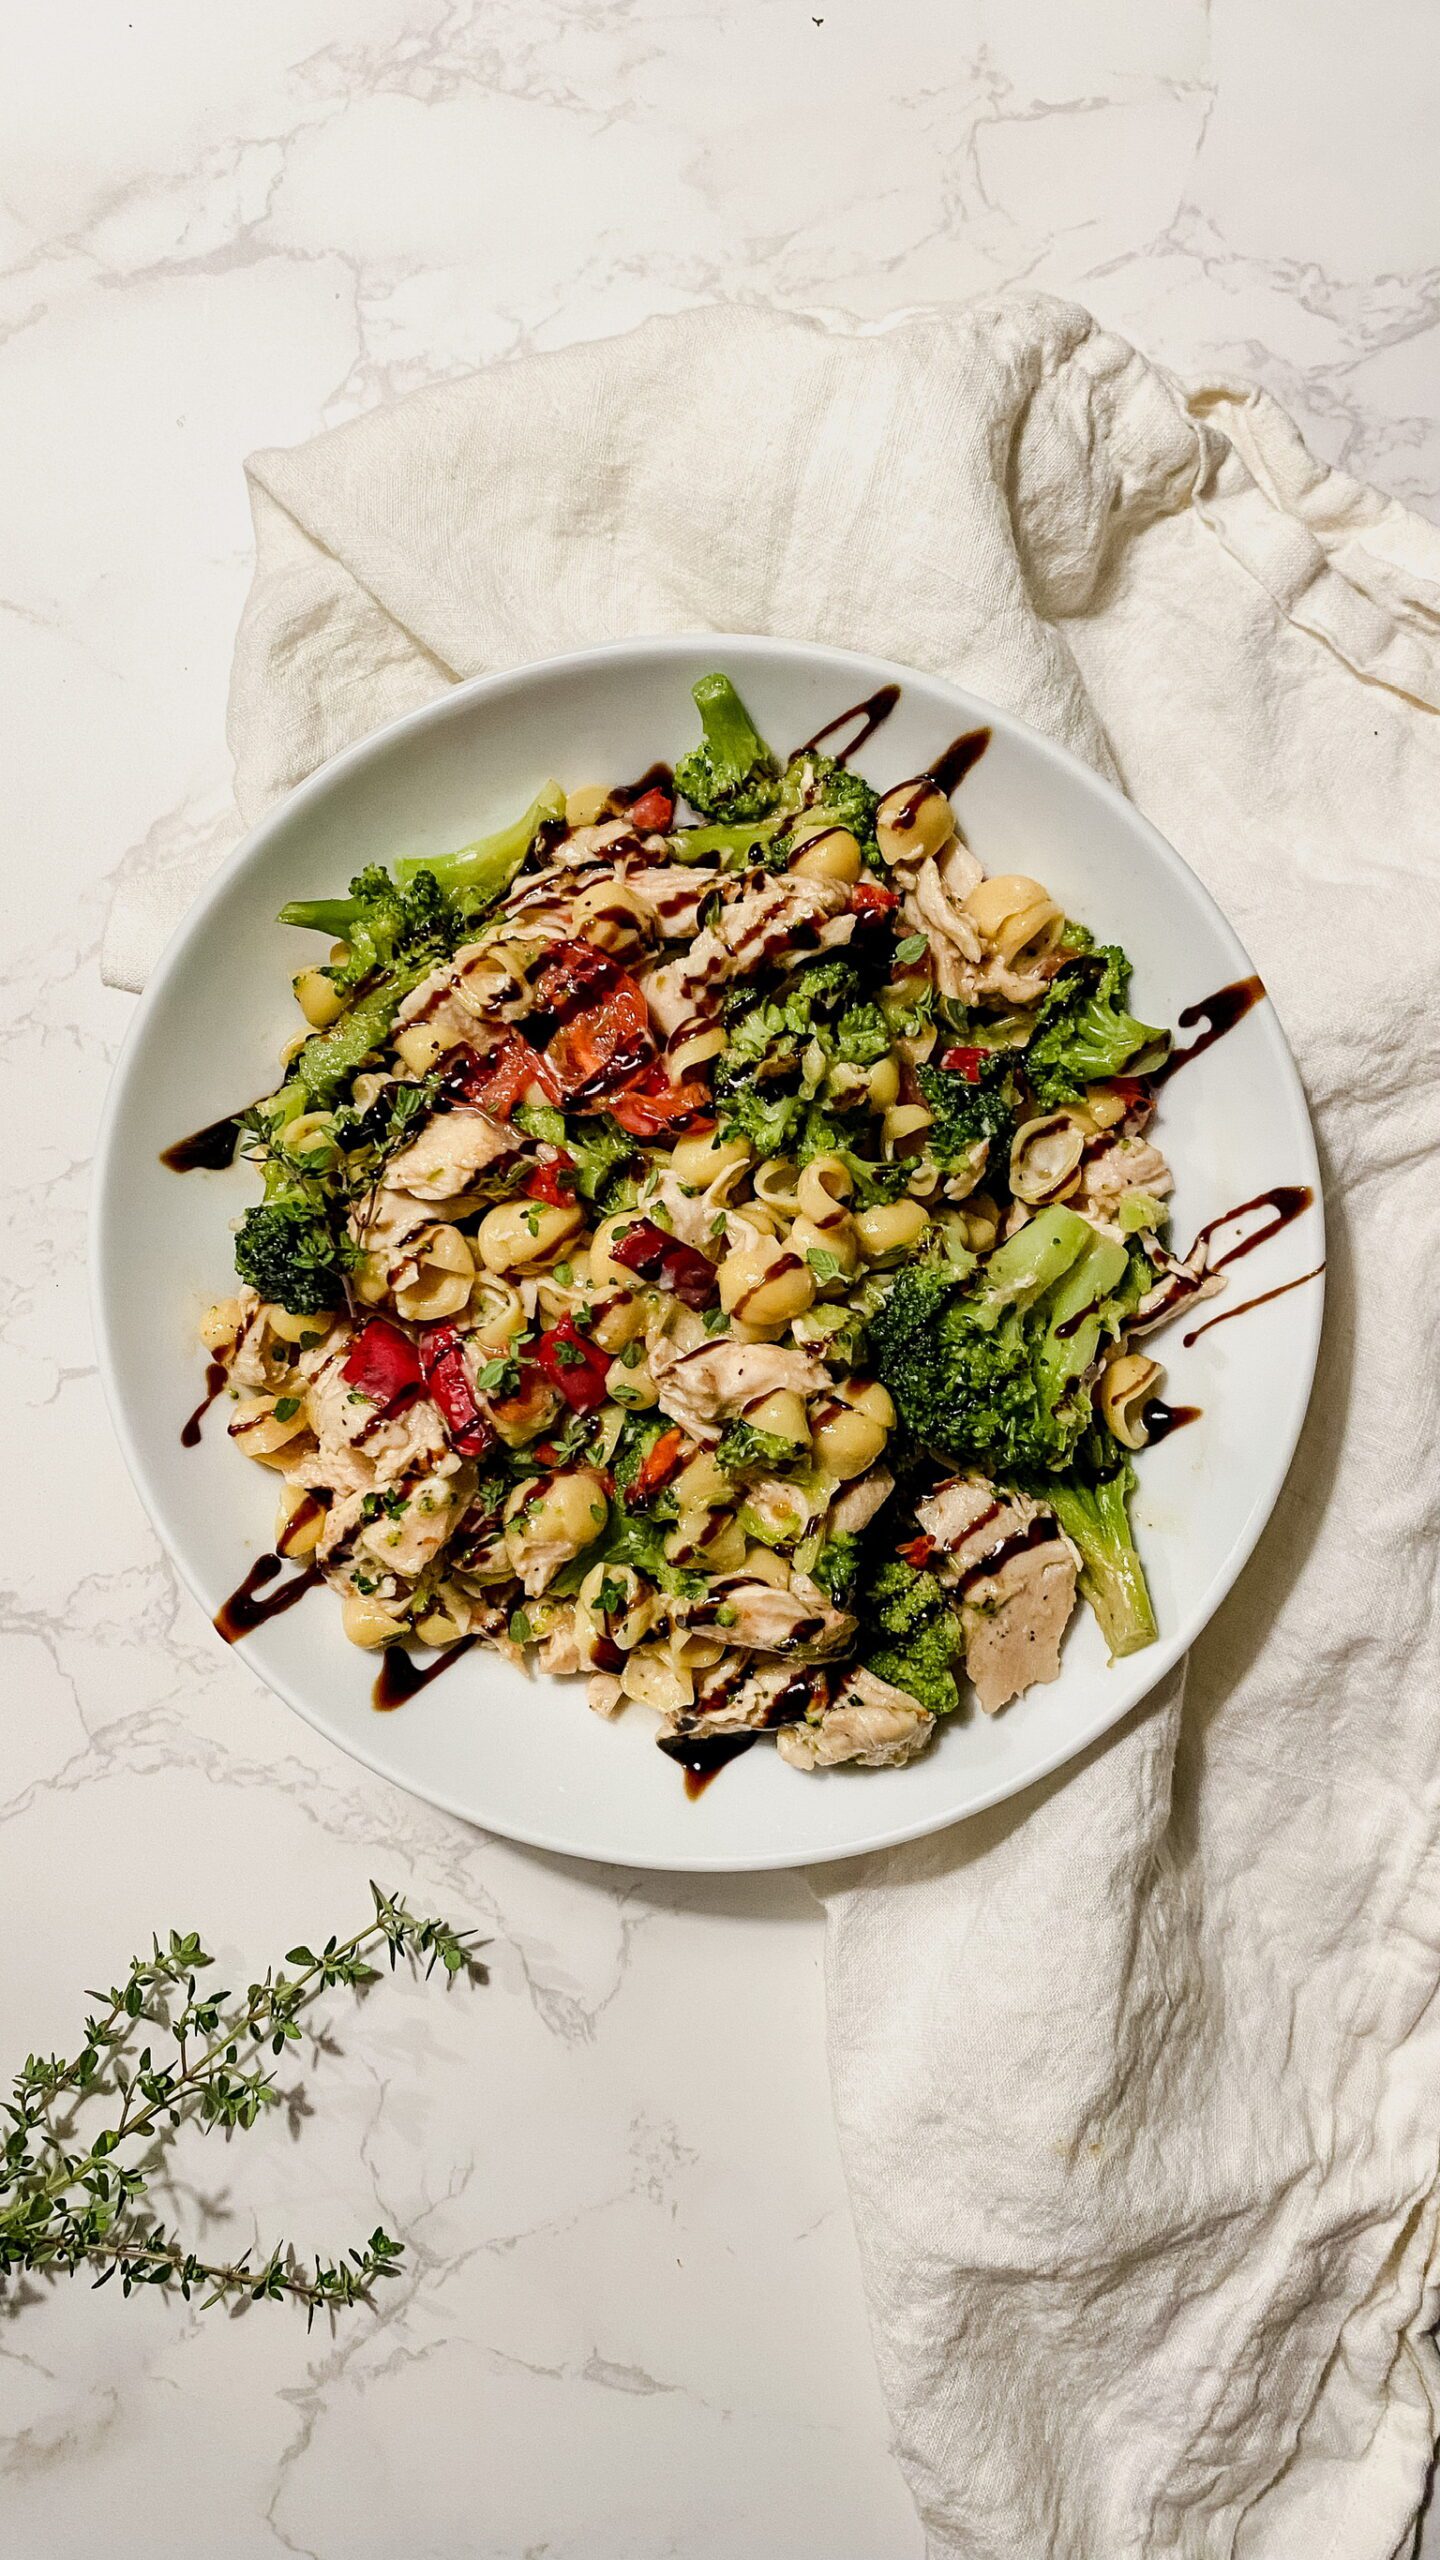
[355,1464,471,1581]
[667,1654,816,1737]
[916,1475,1044,1578]
[681,1571,855,1659]
[587,1671,624,1719]
[648,1336,830,1442]
[377,1109,516,1202]
[778,1669,935,1770]
[299,1338,451,1489]
[1079,1137,1173,1220]
[901,841,1060,1007]
[960,1536,1079,1714]
[828,1466,895,1537]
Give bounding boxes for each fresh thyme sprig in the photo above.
[1,1883,482,2324]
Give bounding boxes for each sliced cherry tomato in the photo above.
[534,1315,613,1415]
[416,1323,496,1458]
[608,1062,716,1139]
[849,879,899,920]
[897,1534,936,1571]
[624,787,674,832]
[628,1425,686,1504]
[342,1320,423,1414]
[939,1045,985,1084]
[609,1217,719,1309]
[522,1158,576,1205]
[533,939,655,1105]
[438,1034,556,1122]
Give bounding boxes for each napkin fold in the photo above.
[104,295,1440,2560]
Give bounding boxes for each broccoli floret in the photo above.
[674,673,781,822]
[779,749,881,846]
[915,1051,1019,1163]
[867,1207,1131,1477]
[1043,1447,1157,1660]
[714,1083,804,1157]
[861,1559,962,1715]
[512,1103,636,1204]
[280,860,460,1001]
[833,1002,891,1068]
[715,1418,797,1478]
[810,1532,862,1605]
[1024,944,1167,1106]
[233,1199,357,1316]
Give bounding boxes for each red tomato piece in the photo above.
[629,1426,686,1504]
[534,1316,613,1414]
[850,880,899,920]
[608,1217,719,1309]
[625,787,674,832]
[416,1323,496,1458]
[533,940,655,1105]
[341,1320,423,1414]
[522,1158,576,1205]
[608,1062,716,1139]
[939,1045,985,1083]
[439,1035,555,1122]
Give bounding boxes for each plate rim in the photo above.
[90,632,1325,1872]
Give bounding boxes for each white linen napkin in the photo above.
[103,295,1440,2560]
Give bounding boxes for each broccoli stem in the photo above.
[393,782,565,901]
[1046,1470,1157,1660]
[277,897,359,937]
[669,817,786,866]
[690,673,774,792]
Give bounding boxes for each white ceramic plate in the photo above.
[92,637,1323,1873]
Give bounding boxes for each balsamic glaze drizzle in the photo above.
[214,1553,321,1642]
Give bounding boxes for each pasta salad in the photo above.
[193,672,1212,1776]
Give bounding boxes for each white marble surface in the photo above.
[3,4,1438,2552]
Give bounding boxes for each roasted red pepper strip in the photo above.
[629,1425,686,1504]
[939,1044,985,1083]
[608,1062,716,1139]
[849,879,899,920]
[417,1323,496,1458]
[534,1315,613,1414]
[522,1158,576,1205]
[625,786,674,832]
[609,1216,719,1309]
[341,1320,423,1414]
[897,1534,936,1571]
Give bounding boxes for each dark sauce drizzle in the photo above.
[955,1517,1059,1597]
[374,1636,477,1711]
[1151,977,1265,1085]
[181,1361,228,1448]
[1191,1185,1313,1275]
[796,684,901,762]
[657,1728,758,1799]
[888,727,992,826]
[214,1553,322,1642]
[605,761,675,814]
[1142,1399,1201,1444]
[161,1107,252,1173]
[1183,1264,1324,1349]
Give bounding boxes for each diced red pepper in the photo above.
[341,1320,423,1414]
[522,1157,576,1205]
[849,880,899,920]
[897,1534,936,1570]
[628,1426,686,1504]
[608,1062,716,1139]
[939,1045,985,1084]
[416,1323,496,1458]
[533,1315,613,1415]
[625,787,674,833]
[609,1217,719,1310]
